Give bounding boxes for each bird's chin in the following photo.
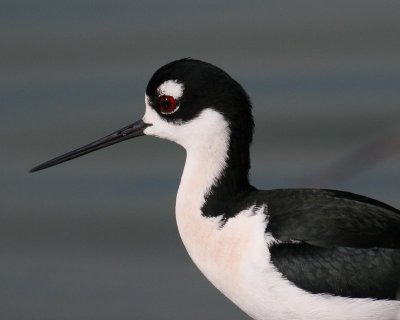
[142,124,177,143]
[141,113,183,144]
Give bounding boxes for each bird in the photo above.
[30,58,400,320]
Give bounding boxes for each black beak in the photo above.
[30,120,151,173]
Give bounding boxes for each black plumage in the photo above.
[263,189,400,249]
[270,242,400,299]
[262,189,400,299]
[203,186,400,299]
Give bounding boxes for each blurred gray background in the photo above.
[2,1,400,319]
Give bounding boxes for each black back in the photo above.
[262,189,400,249]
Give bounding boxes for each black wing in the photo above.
[270,242,400,299]
[261,189,400,249]
[249,189,400,299]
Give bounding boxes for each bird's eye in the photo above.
[159,95,178,114]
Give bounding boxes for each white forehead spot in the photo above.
[157,80,184,99]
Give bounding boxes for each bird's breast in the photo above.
[176,197,269,301]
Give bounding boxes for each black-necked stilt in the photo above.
[31,59,400,320]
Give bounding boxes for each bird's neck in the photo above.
[174,125,256,301]
[176,130,254,222]
[202,142,255,219]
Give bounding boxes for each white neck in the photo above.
[143,105,236,287]
[175,110,230,227]
[143,105,231,222]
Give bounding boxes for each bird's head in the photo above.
[30,59,254,172]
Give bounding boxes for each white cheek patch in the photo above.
[143,94,229,153]
[157,80,184,99]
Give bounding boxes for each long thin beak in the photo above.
[30,120,151,173]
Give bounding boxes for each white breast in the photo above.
[176,203,269,299]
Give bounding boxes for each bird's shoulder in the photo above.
[240,188,400,249]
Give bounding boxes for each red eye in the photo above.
[159,95,178,114]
